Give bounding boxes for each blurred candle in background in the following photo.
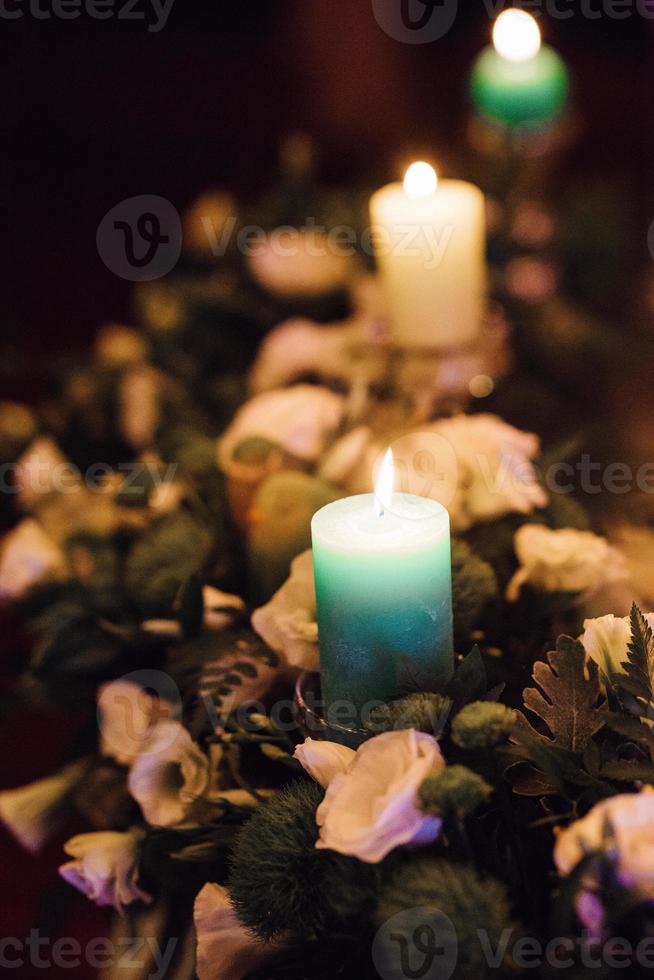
[311,449,454,726]
[470,10,569,129]
[369,163,486,349]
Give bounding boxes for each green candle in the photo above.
[470,10,569,129]
[311,453,453,726]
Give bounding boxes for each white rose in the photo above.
[0,760,86,853]
[554,790,654,893]
[581,612,654,678]
[127,720,211,826]
[251,550,318,672]
[0,518,65,600]
[218,385,344,476]
[507,525,628,601]
[59,828,152,912]
[295,730,444,863]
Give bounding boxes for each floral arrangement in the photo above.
[1,158,653,980]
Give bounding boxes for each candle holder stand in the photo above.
[293,671,369,749]
[380,302,513,422]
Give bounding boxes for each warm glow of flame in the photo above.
[403,162,438,199]
[493,9,541,63]
[375,448,394,516]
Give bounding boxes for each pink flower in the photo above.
[295,730,444,863]
[554,790,654,901]
[194,883,284,980]
[59,828,152,912]
[294,738,355,788]
[127,721,211,826]
[249,318,363,393]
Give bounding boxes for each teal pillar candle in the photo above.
[311,492,453,725]
[471,44,569,129]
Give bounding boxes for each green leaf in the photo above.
[620,604,654,714]
[445,646,487,706]
[521,635,607,752]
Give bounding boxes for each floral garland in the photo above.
[0,168,653,980]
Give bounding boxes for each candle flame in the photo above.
[403,162,438,199]
[493,9,541,63]
[375,448,395,517]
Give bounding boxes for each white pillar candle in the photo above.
[370,163,486,349]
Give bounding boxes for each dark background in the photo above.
[5,1,654,359]
[2,1,654,973]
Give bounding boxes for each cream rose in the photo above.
[295,730,444,863]
[218,385,344,476]
[581,612,654,678]
[127,720,211,826]
[507,525,628,602]
[251,550,318,672]
[59,828,152,912]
